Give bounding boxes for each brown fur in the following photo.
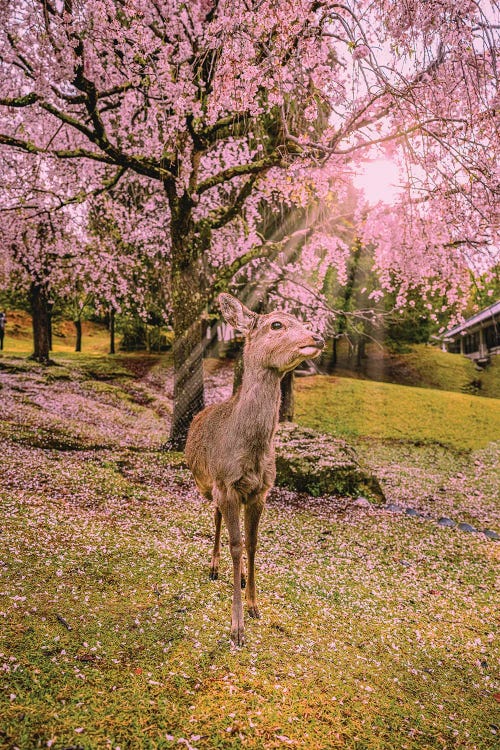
[185,294,324,645]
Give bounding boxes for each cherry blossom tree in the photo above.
[0,154,168,358]
[0,0,497,446]
[0,153,88,362]
[84,180,171,352]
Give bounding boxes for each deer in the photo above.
[185,293,324,645]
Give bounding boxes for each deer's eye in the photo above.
[271,321,283,330]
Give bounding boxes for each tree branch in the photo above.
[209,244,278,303]
[194,113,253,148]
[336,121,439,155]
[204,175,258,229]
[0,164,128,223]
[196,154,284,194]
[0,132,122,166]
[0,93,39,107]
[69,64,171,181]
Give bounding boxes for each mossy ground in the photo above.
[0,349,499,749]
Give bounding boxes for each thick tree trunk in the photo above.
[165,184,213,450]
[167,212,208,449]
[74,319,82,352]
[279,371,295,422]
[29,283,51,363]
[168,266,206,449]
[170,316,205,449]
[47,301,53,351]
[109,308,115,355]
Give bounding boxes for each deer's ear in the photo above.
[218,293,257,334]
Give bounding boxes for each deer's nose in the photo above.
[312,334,325,348]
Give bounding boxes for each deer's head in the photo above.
[219,293,324,374]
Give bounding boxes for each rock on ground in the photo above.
[274,422,385,504]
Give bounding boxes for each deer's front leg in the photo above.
[219,489,244,646]
[244,495,265,619]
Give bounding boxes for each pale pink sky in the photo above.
[352,158,402,205]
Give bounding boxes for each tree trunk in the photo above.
[356,337,365,368]
[167,228,208,449]
[168,270,206,448]
[165,186,212,450]
[327,238,363,373]
[109,308,115,354]
[29,283,51,363]
[326,336,337,373]
[47,301,53,351]
[74,319,82,352]
[279,371,295,422]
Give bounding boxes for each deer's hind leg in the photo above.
[209,495,246,589]
[210,505,222,581]
[191,479,223,583]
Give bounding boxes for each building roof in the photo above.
[445,299,500,338]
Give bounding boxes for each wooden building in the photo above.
[443,300,500,364]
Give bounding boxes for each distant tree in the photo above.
[84,180,171,353]
[1,209,84,362]
[67,287,93,353]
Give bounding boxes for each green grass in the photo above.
[1,311,112,356]
[478,356,500,399]
[399,344,479,392]
[295,376,500,451]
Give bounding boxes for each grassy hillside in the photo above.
[393,344,480,391]
[478,355,500,399]
[295,376,500,452]
[326,340,500,399]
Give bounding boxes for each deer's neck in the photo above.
[233,366,281,449]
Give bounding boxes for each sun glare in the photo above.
[353,159,402,205]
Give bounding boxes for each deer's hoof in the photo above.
[231,625,245,646]
[248,605,261,619]
[209,568,218,581]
